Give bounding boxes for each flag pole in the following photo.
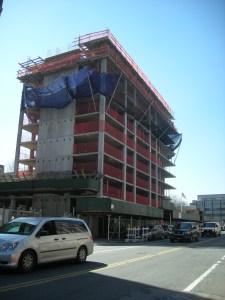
[181,193,186,213]
[181,194,183,213]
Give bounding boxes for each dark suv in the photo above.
[170,222,199,243]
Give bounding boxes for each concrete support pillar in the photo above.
[148,126,152,206]
[133,88,137,203]
[118,216,121,239]
[155,112,159,208]
[123,79,128,200]
[107,215,111,242]
[10,196,16,210]
[14,109,24,174]
[97,58,107,197]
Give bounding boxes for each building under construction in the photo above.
[0,30,184,238]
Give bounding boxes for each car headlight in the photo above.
[0,242,19,251]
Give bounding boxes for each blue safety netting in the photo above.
[21,67,120,110]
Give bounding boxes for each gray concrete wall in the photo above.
[33,194,70,216]
[36,103,75,174]
[36,68,78,175]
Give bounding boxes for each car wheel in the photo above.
[190,235,195,242]
[18,250,37,273]
[76,246,87,263]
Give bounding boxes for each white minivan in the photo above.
[0,217,94,272]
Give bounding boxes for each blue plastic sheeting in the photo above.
[21,76,72,109]
[90,72,121,96]
[65,67,97,98]
[21,67,120,110]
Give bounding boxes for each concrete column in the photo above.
[123,79,128,200]
[148,130,152,206]
[10,196,16,210]
[107,215,111,242]
[14,109,24,173]
[133,88,137,203]
[155,113,159,208]
[97,58,107,197]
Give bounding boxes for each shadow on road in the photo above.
[0,263,216,300]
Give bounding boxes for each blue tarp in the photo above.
[21,67,120,110]
[90,72,121,96]
[65,67,98,98]
[167,133,182,151]
[22,76,72,109]
[21,67,182,152]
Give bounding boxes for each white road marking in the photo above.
[94,246,142,253]
[183,257,224,292]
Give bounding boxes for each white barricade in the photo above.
[125,227,150,242]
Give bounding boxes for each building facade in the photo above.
[192,194,225,225]
[0,30,186,238]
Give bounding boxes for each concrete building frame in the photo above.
[0,30,193,238]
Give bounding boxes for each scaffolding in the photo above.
[17,30,174,120]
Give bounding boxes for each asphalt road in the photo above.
[0,233,225,300]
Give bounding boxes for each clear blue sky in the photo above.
[0,0,224,203]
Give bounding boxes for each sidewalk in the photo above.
[94,238,125,245]
[93,238,149,246]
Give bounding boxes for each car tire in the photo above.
[76,246,87,263]
[190,235,195,242]
[18,250,37,273]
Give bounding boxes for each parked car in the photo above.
[162,224,174,238]
[201,222,221,237]
[0,217,94,272]
[170,222,199,243]
[146,224,165,241]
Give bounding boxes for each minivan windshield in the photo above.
[0,220,40,235]
[203,222,216,228]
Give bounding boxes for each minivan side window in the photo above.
[55,220,88,234]
[71,220,88,233]
[40,221,57,235]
